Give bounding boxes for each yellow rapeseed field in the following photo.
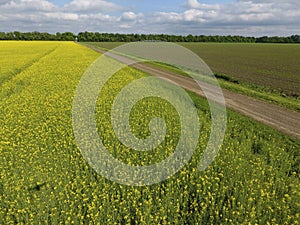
[0,41,299,224]
[0,41,60,85]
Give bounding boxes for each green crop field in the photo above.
[86,42,300,97]
[0,41,299,224]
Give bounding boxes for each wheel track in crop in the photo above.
[0,46,59,86]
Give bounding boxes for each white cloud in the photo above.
[0,0,10,5]
[79,13,116,22]
[176,0,300,34]
[184,0,220,10]
[121,12,143,21]
[0,0,299,36]
[185,0,201,8]
[44,12,79,21]
[2,0,57,12]
[64,0,124,13]
[152,12,182,23]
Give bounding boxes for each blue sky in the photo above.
[49,0,233,12]
[48,0,68,6]
[0,0,299,36]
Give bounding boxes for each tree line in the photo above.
[0,31,75,41]
[1,31,300,43]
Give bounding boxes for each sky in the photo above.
[0,0,299,36]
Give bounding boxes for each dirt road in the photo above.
[89,46,300,140]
